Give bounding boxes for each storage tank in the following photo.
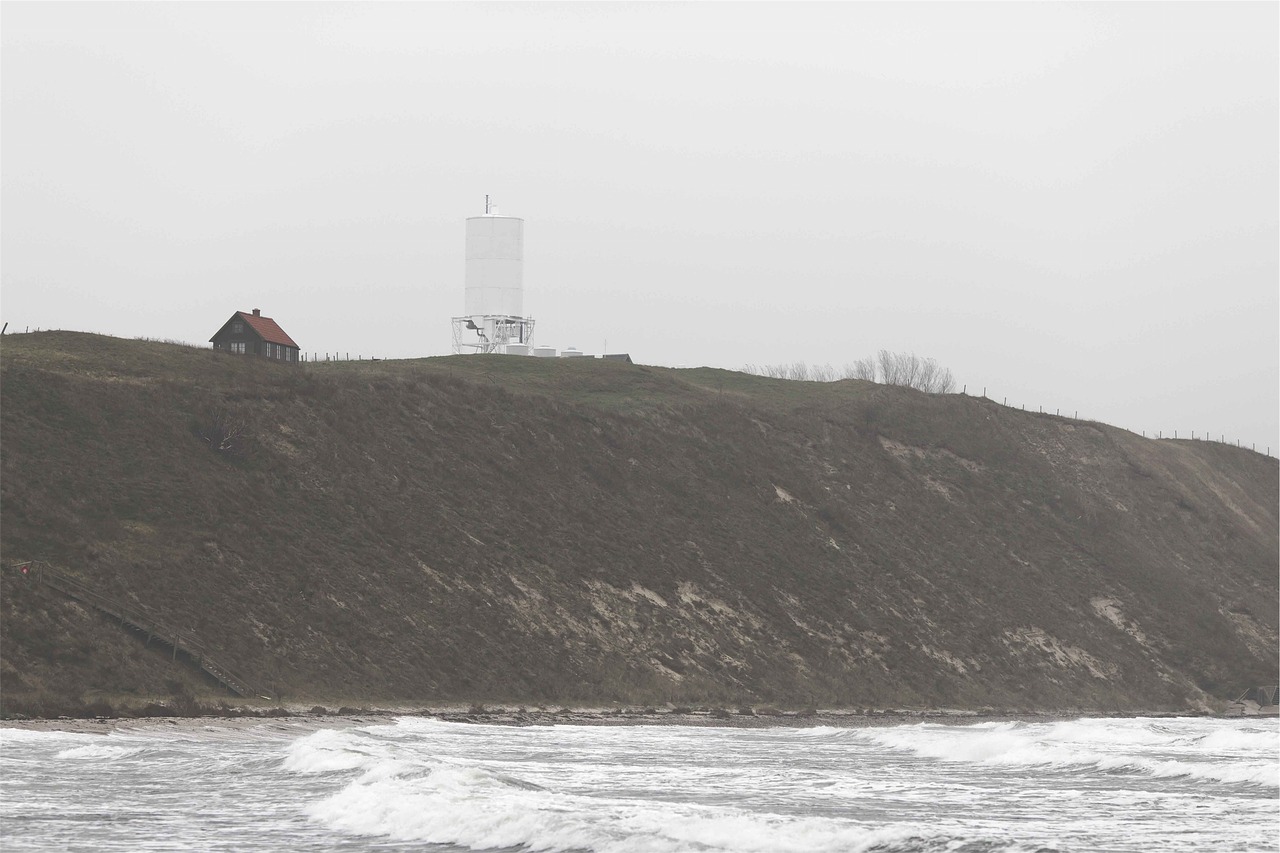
[465,214,524,317]
[505,344,529,356]
[560,348,585,358]
[533,346,557,358]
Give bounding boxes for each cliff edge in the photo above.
[2,332,1275,713]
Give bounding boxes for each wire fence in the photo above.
[301,352,383,363]
[3,328,1273,457]
[961,385,1272,458]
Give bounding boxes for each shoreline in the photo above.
[0,705,1226,736]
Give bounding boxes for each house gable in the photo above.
[210,309,300,362]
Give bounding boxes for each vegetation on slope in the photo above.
[1,332,1275,713]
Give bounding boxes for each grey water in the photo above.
[1,716,1276,852]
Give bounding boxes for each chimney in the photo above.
[252,308,261,317]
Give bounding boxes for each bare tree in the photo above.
[915,358,956,393]
[852,351,959,393]
[877,349,900,386]
[746,353,956,394]
[901,352,923,389]
[877,351,956,393]
[844,357,877,381]
[810,363,836,382]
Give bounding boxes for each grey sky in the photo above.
[3,2,1277,450]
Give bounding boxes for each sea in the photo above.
[1,715,1276,852]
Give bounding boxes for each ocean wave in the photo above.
[307,759,968,853]
[1141,756,1278,786]
[281,727,392,774]
[1195,725,1280,752]
[55,743,146,761]
[0,728,93,745]
[855,720,1279,788]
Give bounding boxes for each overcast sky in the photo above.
[3,3,1277,450]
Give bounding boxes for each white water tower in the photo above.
[451,196,536,354]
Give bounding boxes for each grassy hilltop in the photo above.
[1,332,1276,714]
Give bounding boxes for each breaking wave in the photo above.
[54,743,147,761]
[307,760,961,853]
[4,715,1275,853]
[854,718,1280,787]
[285,721,984,853]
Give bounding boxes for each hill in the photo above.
[1,332,1275,714]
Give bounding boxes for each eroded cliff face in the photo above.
[2,332,1275,711]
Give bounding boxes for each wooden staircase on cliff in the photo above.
[11,561,263,699]
[1227,685,1280,717]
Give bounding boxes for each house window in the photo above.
[232,322,243,334]
[231,342,246,354]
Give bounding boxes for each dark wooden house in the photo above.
[210,309,300,363]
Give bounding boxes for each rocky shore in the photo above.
[0,703,1214,736]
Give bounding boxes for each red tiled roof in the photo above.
[237,312,298,348]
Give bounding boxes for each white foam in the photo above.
[0,727,92,745]
[55,744,145,760]
[1197,726,1280,752]
[5,716,1276,853]
[281,727,388,774]
[308,759,946,853]
[1140,755,1280,787]
[855,719,1280,788]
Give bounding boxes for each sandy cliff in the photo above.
[2,332,1275,713]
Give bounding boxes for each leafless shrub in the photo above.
[195,408,252,458]
[745,352,955,394]
[786,362,810,381]
[742,363,790,380]
[844,357,877,381]
[914,356,955,394]
[133,336,202,348]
